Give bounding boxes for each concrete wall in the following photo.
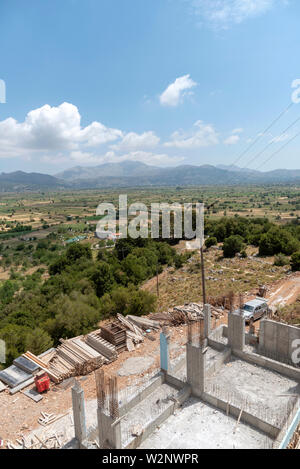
[227,313,245,351]
[259,319,300,365]
[186,344,206,397]
[97,409,122,449]
[125,384,191,450]
[119,374,164,417]
[233,349,300,382]
[201,391,279,439]
[206,346,231,378]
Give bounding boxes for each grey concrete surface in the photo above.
[117,356,155,376]
[139,397,273,449]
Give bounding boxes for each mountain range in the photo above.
[1,161,300,191]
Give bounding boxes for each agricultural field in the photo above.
[0,185,300,370]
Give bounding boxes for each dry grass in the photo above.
[142,245,288,312]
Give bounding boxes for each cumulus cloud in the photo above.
[0,102,123,158]
[190,0,282,29]
[111,131,160,152]
[224,135,240,145]
[165,120,219,148]
[232,128,243,134]
[160,75,197,107]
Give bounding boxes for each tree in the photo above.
[25,328,53,355]
[223,235,244,258]
[66,243,92,263]
[291,251,300,271]
[90,262,115,297]
[45,292,100,341]
[259,227,299,257]
[100,286,156,318]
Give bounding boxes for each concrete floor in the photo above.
[206,357,299,426]
[121,382,179,448]
[140,397,274,449]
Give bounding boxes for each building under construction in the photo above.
[70,306,300,450]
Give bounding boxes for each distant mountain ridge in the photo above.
[1,162,300,192]
[0,171,64,192]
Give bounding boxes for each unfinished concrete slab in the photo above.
[206,357,299,427]
[121,382,179,448]
[139,398,273,449]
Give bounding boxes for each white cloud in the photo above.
[190,0,282,29]
[112,131,160,151]
[160,75,197,107]
[165,120,219,148]
[232,128,243,134]
[269,133,290,143]
[0,102,123,158]
[224,135,240,145]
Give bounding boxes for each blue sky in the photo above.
[0,0,300,173]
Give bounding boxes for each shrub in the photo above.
[274,253,290,267]
[291,251,300,271]
[205,237,218,249]
[223,235,244,258]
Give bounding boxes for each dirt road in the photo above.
[267,273,300,308]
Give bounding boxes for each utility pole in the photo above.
[156,263,159,298]
[200,245,206,306]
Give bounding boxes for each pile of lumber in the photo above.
[151,302,223,326]
[85,330,118,362]
[24,336,108,384]
[55,337,107,376]
[117,314,144,344]
[150,311,187,326]
[23,351,62,384]
[126,315,160,331]
[100,323,127,353]
[173,303,204,320]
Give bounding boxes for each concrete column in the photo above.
[186,343,206,398]
[160,331,170,373]
[228,312,245,351]
[97,409,122,449]
[204,304,211,338]
[72,380,87,448]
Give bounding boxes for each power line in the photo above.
[235,114,300,173]
[206,101,295,210]
[227,102,293,170]
[254,128,300,172]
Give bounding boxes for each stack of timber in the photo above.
[56,337,107,376]
[85,330,118,362]
[23,351,62,384]
[117,314,144,344]
[173,303,204,320]
[151,303,222,326]
[24,336,108,383]
[126,315,160,331]
[100,323,127,353]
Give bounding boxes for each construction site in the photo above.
[0,298,299,450]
